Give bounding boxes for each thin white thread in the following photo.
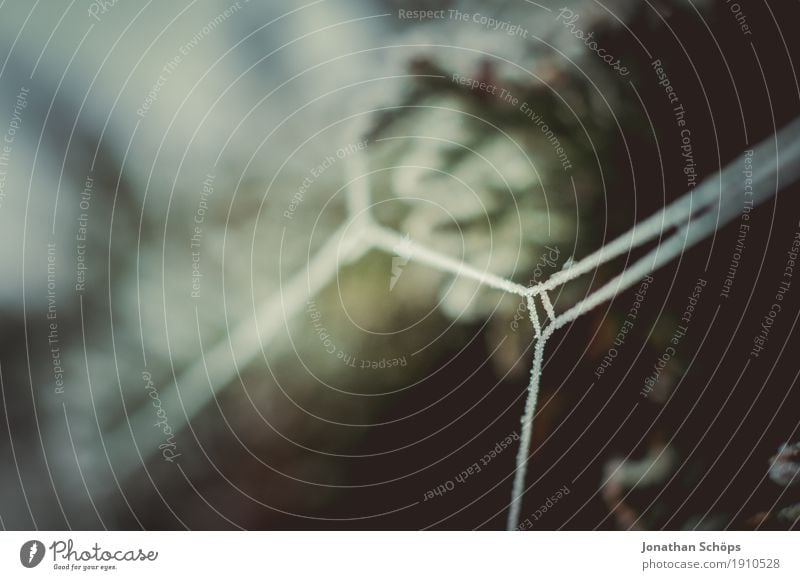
[507,326,553,530]
[526,294,542,339]
[365,223,530,296]
[540,291,556,323]
[531,117,800,296]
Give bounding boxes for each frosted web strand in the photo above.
[552,117,800,331]
[531,117,800,296]
[540,291,557,323]
[507,326,553,530]
[526,294,543,339]
[365,223,530,296]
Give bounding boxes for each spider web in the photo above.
[107,115,800,530]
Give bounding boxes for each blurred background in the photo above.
[0,0,799,530]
